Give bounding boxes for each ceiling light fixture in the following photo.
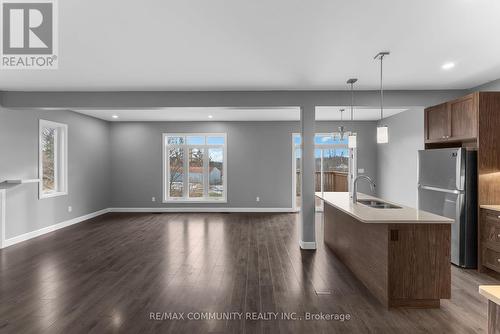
[208,115,213,119]
[347,78,358,149]
[374,51,390,144]
[338,108,346,140]
[441,62,455,70]
[112,115,119,119]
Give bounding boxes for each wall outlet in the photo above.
[256,196,260,202]
[152,197,156,202]
[358,168,365,173]
[68,206,72,213]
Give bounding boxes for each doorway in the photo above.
[293,133,357,211]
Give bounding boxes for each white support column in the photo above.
[0,189,5,249]
[299,104,316,250]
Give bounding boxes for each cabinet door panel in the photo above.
[450,94,477,139]
[425,103,449,141]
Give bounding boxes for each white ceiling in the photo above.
[2,0,500,91]
[72,106,409,122]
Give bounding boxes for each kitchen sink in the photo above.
[357,199,402,209]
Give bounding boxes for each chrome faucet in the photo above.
[352,175,376,203]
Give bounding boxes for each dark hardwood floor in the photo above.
[0,212,498,333]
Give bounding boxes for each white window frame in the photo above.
[292,132,356,210]
[39,120,68,199]
[163,133,227,203]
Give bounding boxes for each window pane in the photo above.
[315,149,321,192]
[167,136,184,145]
[293,134,301,145]
[207,136,225,145]
[315,134,336,145]
[168,148,184,197]
[323,148,349,173]
[41,127,57,193]
[337,135,349,145]
[295,148,301,207]
[188,148,204,197]
[187,136,205,145]
[208,148,224,198]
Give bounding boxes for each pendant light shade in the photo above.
[348,134,357,148]
[374,51,390,144]
[377,126,388,144]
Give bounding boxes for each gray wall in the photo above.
[0,108,110,239]
[109,120,378,208]
[110,121,295,208]
[470,78,500,92]
[376,108,424,207]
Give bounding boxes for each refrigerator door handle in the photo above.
[418,184,462,194]
[456,148,465,191]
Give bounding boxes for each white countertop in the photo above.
[316,192,454,224]
[479,285,500,305]
[480,205,500,213]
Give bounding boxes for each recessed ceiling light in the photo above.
[112,115,119,119]
[208,115,213,119]
[441,62,455,70]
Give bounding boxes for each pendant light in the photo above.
[374,51,390,144]
[346,78,358,148]
[338,108,346,140]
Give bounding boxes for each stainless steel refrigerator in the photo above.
[418,148,477,268]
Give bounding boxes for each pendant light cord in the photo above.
[380,54,384,120]
[346,78,357,123]
[350,82,354,121]
[374,51,389,121]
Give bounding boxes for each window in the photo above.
[163,133,227,202]
[39,120,68,199]
[292,133,357,210]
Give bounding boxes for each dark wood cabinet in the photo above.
[425,103,449,141]
[450,94,478,140]
[480,208,500,274]
[424,93,478,145]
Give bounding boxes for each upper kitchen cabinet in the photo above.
[425,103,449,141]
[449,94,478,140]
[425,93,478,147]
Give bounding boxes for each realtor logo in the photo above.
[1,0,58,69]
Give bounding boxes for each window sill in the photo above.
[39,191,67,200]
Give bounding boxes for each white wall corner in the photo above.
[299,240,317,250]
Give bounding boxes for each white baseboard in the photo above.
[3,208,110,248]
[109,207,298,213]
[299,240,317,250]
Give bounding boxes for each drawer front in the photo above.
[483,248,500,272]
[484,210,500,224]
[482,218,500,244]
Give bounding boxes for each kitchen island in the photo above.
[317,192,454,308]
